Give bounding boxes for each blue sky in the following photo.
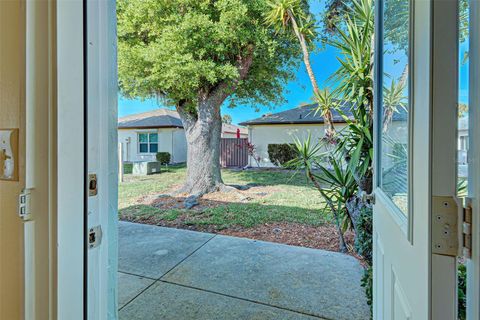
[118,1,470,124]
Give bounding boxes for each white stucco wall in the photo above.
[247,123,346,167]
[247,122,410,168]
[118,128,187,163]
[172,128,187,163]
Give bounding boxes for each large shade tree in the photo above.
[118,0,302,195]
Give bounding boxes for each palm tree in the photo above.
[265,0,336,139]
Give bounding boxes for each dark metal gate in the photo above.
[220,138,248,168]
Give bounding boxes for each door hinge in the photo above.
[88,225,102,249]
[18,188,32,221]
[459,198,473,259]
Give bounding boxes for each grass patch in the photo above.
[119,165,331,229]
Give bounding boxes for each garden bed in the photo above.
[119,165,356,253]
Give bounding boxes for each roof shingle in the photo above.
[238,102,407,126]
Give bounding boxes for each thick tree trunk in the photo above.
[176,45,254,196]
[177,97,224,196]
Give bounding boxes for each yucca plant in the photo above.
[382,78,407,132]
[328,0,374,120]
[335,104,373,192]
[286,135,357,252]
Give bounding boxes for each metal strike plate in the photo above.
[88,225,102,249]
[0,129,19,181]
[88,173,98,196]
[432,196,459,256]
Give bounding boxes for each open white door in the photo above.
[85,0,119,319]
[373,0,459,319]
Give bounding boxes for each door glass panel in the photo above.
[457,2,469,318]
[379,0,411,215]
[457,0,469,200]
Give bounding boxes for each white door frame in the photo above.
[431,0,459,318]
[57,0,86,319]
[468,1,480,318]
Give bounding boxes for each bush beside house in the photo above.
[156,152,171,165]
[267,144,297,167]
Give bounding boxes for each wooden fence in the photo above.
[220,138,248,168]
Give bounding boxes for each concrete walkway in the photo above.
[118,222,370,320]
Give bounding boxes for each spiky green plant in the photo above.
[382,78,407,131]
[286,135,357,252]
[328,0,374,117]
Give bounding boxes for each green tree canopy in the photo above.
[117,0,302,112]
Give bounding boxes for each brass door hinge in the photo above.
[459,198,472,259]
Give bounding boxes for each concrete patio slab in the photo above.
[162,235,370,320]
[118,221,214,278]
[118,272,155,309]
[119,281,322,320]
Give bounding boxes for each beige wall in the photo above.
[118,128,187,163]
[0,2,25,319]
[247,123,346,167]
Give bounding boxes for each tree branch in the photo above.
[176,100,197,131]
[208,44,255,105]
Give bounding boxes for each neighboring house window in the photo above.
[459,135,469,151]
[138,132,158,153]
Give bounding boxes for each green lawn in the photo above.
[119,165,332,230]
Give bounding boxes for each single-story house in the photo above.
[118,108,247,163]
[239,103,408,167]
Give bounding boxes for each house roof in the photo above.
[118,108,247,134]
[238,103,407,126]
[118,109,184,129]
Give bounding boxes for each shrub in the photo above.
[354,206,373,263]
[156,152,171,165]
[123,163,133,174]
[458,263,467,320]
[267,144,297,167]
[361,265,373,310]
